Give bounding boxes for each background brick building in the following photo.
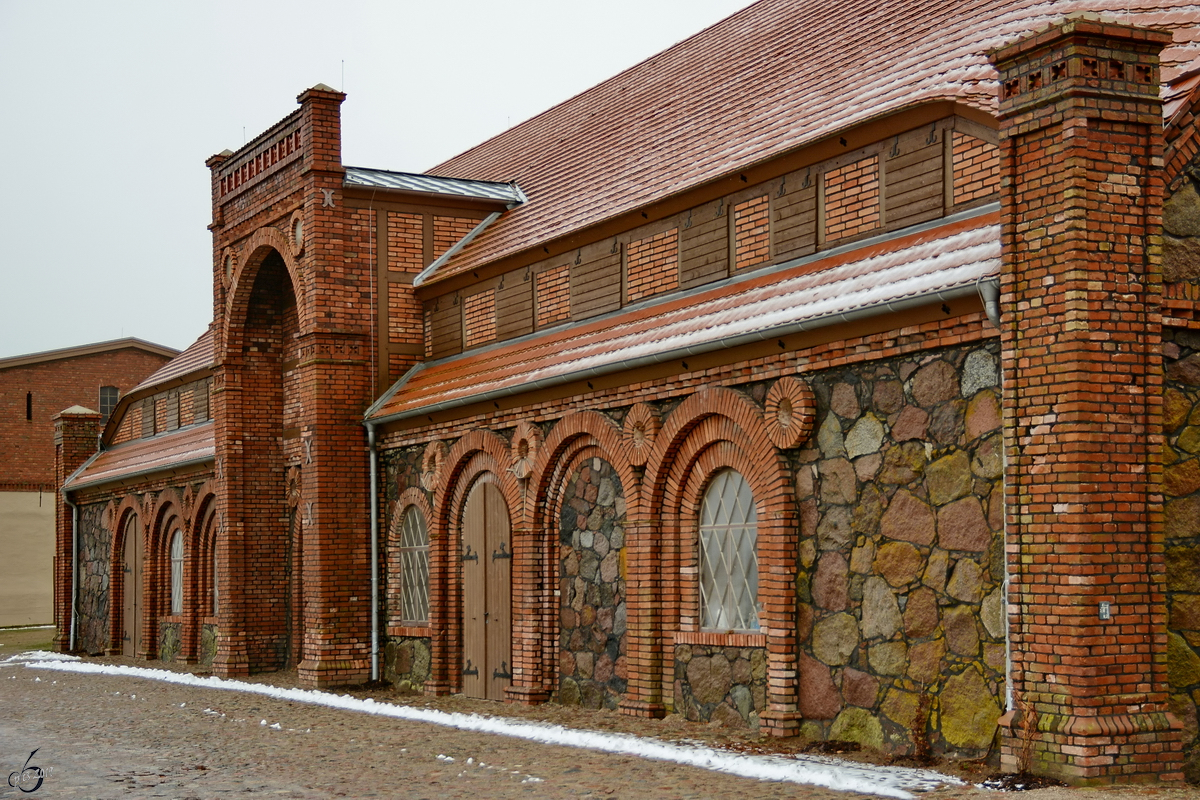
[55,0,1200,785]
[0,338,175,626]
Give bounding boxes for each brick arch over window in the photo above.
[519,410,638,703]
[626,386,798,735]
[388,488,434,630]
[1165,93,1200,194]
[190,483,218,663]
[108,494,147,656]
[222,226,304,357]
[427,430,520,696]
[148,489,187,660]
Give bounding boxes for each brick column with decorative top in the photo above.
[994,16,1182,783]
[52,406,101,652]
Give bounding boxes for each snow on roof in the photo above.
[369,209,1000,424]
[65,421,214,493]
[344,167,526,205]
[415,0,1200,286]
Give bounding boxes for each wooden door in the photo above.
[461,478,512,700]
[121,517,143,657]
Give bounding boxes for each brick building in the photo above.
[0,338,175,627]
[54,0,1200,785]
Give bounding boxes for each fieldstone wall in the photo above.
[199,624,217,669]
[1164,329,1200,782]
[793,341,1005,756]
[1165,173,1200,285]
[557,457,628,710]
[76,502,111,654]
[674,644,766,728]
[159,621,182,663]
[384,636,432,694]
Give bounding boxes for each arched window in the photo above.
[212,541,219,616]
[169,530,184,615]
[397,507,430,625]
[699,469,758,631]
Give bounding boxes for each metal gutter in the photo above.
[369,276,1000,427]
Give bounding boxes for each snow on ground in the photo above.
[7,651,963,799]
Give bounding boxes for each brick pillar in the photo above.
[293,85,373,688]
[994,17,1182,783]
[52,407,101,652]
[505,519,552,705]
[618,516,668,719]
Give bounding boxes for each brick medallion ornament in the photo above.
[289,209,305,257]
[510,421,542,479]
[420,440,447,492]
[621,403,660,466]
[764,375,816,449]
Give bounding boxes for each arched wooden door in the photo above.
[121,517,144,657]
[461,478,511,700]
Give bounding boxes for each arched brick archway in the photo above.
[625,386,799,735]
[109,495,147,658]
[524,411,638,707]
[427,430,520,697]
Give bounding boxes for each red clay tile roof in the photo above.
[368,210,1000,423]
[65,421,214,492]
[132,327,214,393]
[419,0,1200,285]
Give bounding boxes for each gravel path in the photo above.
[3,648,1200,800]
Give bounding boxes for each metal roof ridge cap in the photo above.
[345,165,523,190]
[64,453,216,493]
[363,362,428,422]
[368,275,995,426]
[412,211,503,288]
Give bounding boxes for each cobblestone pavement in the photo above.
[3,653,1200,800]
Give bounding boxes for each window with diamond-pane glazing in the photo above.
[699,469,758,631]
[398,507,430,624]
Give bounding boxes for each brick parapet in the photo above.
[994,17,1181,783]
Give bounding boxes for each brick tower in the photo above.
[995,17,1182,782]
[207,85,373,687]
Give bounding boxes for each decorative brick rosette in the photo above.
[622,403,660,466]
[420,440,447,491]
[764,375,816,449]
[510,421,542,479]
[285,465,303,508]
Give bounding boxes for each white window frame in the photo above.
[397,506,430,625]
[698,469,759,632]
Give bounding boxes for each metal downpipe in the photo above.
[368,422,380,682]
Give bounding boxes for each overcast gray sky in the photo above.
[0,0,752,360]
